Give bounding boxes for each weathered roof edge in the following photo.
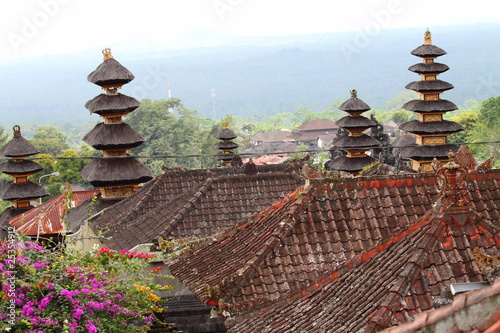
[380,278,500,333]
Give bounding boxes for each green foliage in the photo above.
[479,96,500,129]
[128,98,218,174]
[0,125,8,148]
[29,126,70,156]
[391,110,411,124]
[448,112,479,144]
[467,96,500,159]
[54,149,87,184]
[384,91,418,111]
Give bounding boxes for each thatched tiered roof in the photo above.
[0,126,48,226]
[326,90,380,173]
[398,30,463,172]
[215,123,239,166]
[81,49,153,199]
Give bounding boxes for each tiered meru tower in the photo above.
[81,49,153,199]
[399,29,463,172]
[0,126,48,212]
[327,90,381,174]
[214,122,238,166]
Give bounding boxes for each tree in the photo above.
[479,96,500,129]
[467,96,500,159]
[54,149,88,184]
[384,91,418,111]
[127,98,214,174]
[448,112,478,144]
[391,110,410,124]
[29,126,70,156]
[0,125,8,148]
[291,106,316,127]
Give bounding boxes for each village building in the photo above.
[291,118,338,149]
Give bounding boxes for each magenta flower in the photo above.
[60,289,73,300]
[86,320,98,333]
[72,308,84,320]
[40,296,51,309]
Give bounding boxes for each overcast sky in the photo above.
[1,0,499,61]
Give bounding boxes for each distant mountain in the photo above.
[1,23,499,128]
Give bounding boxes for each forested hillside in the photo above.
[0,23,499,129]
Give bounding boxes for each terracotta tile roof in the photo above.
[380,278,500,333]
[226,187,499,332]
[83,164,303,250]
[8,190,99,236]
[169,169,500,332]
[291,130,336,142]
[296,119,338,131]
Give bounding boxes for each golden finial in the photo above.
[222,121,229,129]
[102,48,113,60]
[424,28,432,45]
[350,89,357,98]
[13,125,21,137]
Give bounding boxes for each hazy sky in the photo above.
[1,0,499,60]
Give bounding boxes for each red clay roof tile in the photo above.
[170,169,500,332]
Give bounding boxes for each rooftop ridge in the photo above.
[216,186,314,304]
[380,278,500,332]
[205,188,310,302]
[161,178,214,238]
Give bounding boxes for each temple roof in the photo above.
[411,44,447,58]
[69,163,303,250]
[0,207,33,237]
[327,155,377,171]
[331,134,381,149]
[215,128,237,140]
[80,156,154,187]
[0,160,44,175]
[402,99,457,112]
[335,115,377,128]
[392,133,416,158]
[408,62,449,74]
[214,141,239,150]
[169,167,500,332]
[83,123,145,150]
[0,126,40,157]
[338,91,371,112]
[405,79,454,92]
[402,144,459,160]
[0,181,49,201]
[399,120,463,134]
[85,93,140,115]
[87,51,135,88]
